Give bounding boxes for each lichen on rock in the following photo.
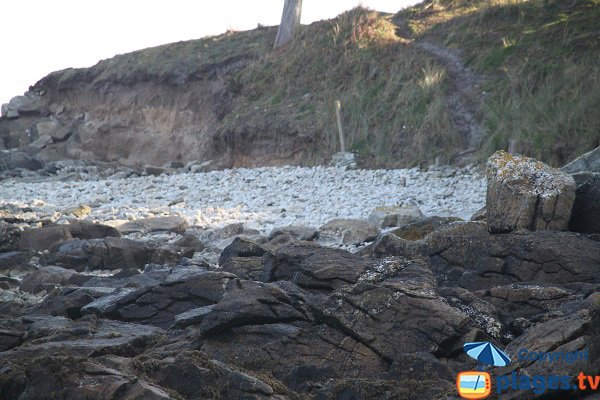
[486,150,576,233]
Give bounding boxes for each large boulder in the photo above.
[370,222,600,291]
[262,242,373,290]
[486,151,575,233]
[19,225,73,252]
[47,237,185,271]
[80,270,235,329]
[562,145,600,174]
[569,173,600,233]
[20,266,78,294]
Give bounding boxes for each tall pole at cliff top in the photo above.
[274,0,303,48]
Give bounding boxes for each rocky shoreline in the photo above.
[0,149,599,399]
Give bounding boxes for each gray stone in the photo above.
[368,205,424,228]
[262,242,373,290]
[19,225,73,252]
[330,151,357,169]
[28,134,53,149]
[62,204,92,217]
[36,119,67,140]
[20,266,78,294]
[562,145,600,174]
[5,110,19,119]
[143,165,166,176]
[268,225,318,241]
[0,152,43,171]
[117,216,188,235]
[486,151,575,233]
[7,92,43,115]
[319,218,380,244]
[172,305,215,328]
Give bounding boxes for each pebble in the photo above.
[0,165,486,235]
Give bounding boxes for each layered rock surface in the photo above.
[0,151,598,399]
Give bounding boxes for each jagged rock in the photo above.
[474,283,597,326]
[486,151,575,233]
[262,242,373,290]
[313,377,452,400]
[0,329,23,352]
[562,145,600,174]
[19,225,73,252]
[1,356,172,400]
[390,216,463,241]
[319,218,380,245]
[4,92,44,117]
[35,287,114,319]
[36,119,61,137]
[201,322,388,387]
[47,237,185,271]
[117,216,188,235]
[0,221,22,251]
[143,165,166,176]
[569,173,600,233]
[20,266,78,294]
[219,239,268,281]
[27,134,52,150]
[135,350,293,400]
[0,316,164,361]
[370,222,600,291]
[368,205,424,228]
[0,252,31,276]
[66,220,122,239]
[198,280,308,336]
[81,270,235,328]
[496,294,598,387]
[0,152,43,171]
[19,222,122,254]
[219,237,268,261]
[173,233,204,251]
[308,260,473,360]
[268,225,318,241]
[172,305,215,328]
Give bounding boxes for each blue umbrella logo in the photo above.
[464,341,511,367]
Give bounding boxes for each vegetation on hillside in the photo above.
[223,0,599,167]
[54,1,599,167]
[397,0,600,166]
[223,7,460,167]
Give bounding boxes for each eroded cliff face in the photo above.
[0,32,316,169]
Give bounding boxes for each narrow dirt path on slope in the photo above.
[392,12,487,161]
[413,41,486,155]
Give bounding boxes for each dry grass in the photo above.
[399,0,600,166]
[223,7,461,167]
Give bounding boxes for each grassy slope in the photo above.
[49,2,599,167]
[222,8,460,167]
[399,0,600,166]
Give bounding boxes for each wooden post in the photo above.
[335,100,345,152]
[508,139,518,154]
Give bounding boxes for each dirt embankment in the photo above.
[0,32,315,169]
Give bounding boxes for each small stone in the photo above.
[63,205,92,218]
[368,205,424,228]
